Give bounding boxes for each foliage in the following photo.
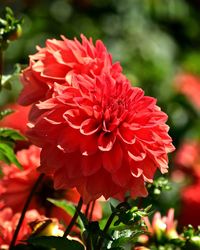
[0,7,22,50]
[0,126,25,169]
[147,177,171,197]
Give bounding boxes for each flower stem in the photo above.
[97,211,116,249]
[9,173,45,249]
[63,197,83,238]
[0,50,3,87]
[85,202,91,219]
[89,200,95,221]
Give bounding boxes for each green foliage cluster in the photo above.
[0,7,22,50]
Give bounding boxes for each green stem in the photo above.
[97,202,129,249]
[97,211,116,249]
[85,202,91,219]
[89,200,95,221]
[9,173,45,249]
[63,197,83,237]
[0,50,3,87]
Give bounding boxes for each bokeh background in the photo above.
[0,0,200,229]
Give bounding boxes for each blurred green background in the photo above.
[0,0,200,224]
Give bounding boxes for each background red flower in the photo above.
[174,140,200,179]
[175,73,200,109]
[0,145,102,225]
[179,181,200,227]
[0,103,30,135]
[0,208,41,249]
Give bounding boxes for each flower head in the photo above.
[143,209,179,241]
[19,35,174,203]
[0,208,41,249]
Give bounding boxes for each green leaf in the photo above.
[110,203,116,213]
[47,198,85,230]
[27,236,85,250]
[0,109,14,120]
[47,198,76,216]
[0,128,25,141]
[1,64,21,90]
[110,229,144,248]
[0,143,22,169]
[1,74,12,89]
[12,244,46,250]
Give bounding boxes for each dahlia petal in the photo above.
[53,82,69,95]
[77,182,99,204]
[127,141,146,161]
[40,145,65,175]
[128,87,144,103]
[102,142,123,173]
[131,167,143,178]
[118,124,136,144]
[46,38,67,51]
[80,118,100,135]
[80,134,98,156]
[18,70,48,106]
[53,168,82,190]
[81,154,102,176]
[166,143,176,153]
[73,97,94,116]
[134,96,157,112]
[98,132,116,152]
[31,60,44,73]
[36,99,58,110]
[26,118,61,147]
[81,34,95,58]
[130,158,157,182]
[63,109,85,129]
[51,147,82,181]
[56,88,81,105]
[57,126,80,153]
[43,108,66,126]
[112,165,131,187]
[134,128,155,143]
[156,154,169,174]
[86,168,119,200]
[60,152,82,179]
[41,63,68,79]
[130,178,148,198]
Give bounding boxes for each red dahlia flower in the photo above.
[0,208,40,249]
[0,145,102,222]
[18,35,174,203]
